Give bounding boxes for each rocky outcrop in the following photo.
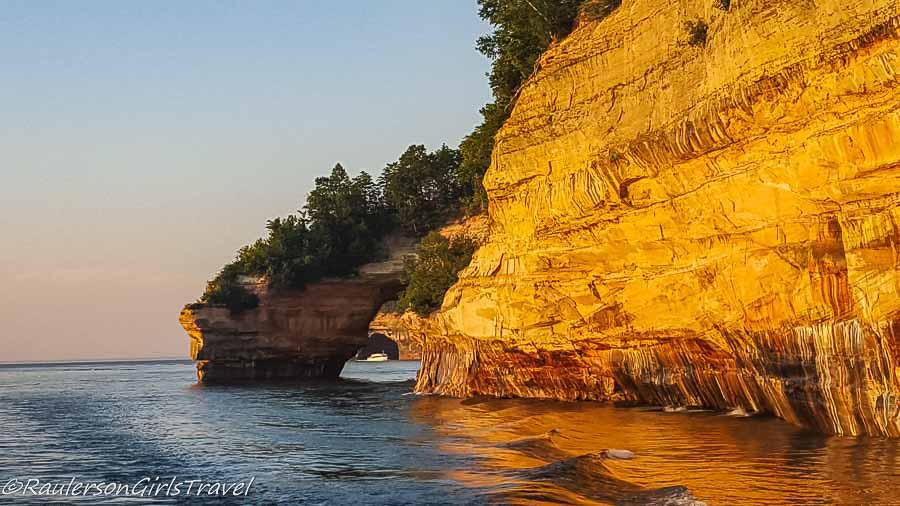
[364,215,492,361]
[180,237,414,382]
[368,303,425,360]
[369,301,428,360]
[415,0,900,436]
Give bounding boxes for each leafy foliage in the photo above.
[581,0,622,21]
[200,164,392,312]
[397,232,477,316]
[305,164,393,277]
[458,0,617,213]
[200,264,260,315]
[257,215,313,288]
[685,19,709,47]
[457,102,508,214]
[380,144,463,236]
[198,1,626,312]
[476,0,585,103]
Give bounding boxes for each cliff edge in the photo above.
[415,0,900,436]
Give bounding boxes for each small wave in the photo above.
[519,452,619,482]
[663,405,714,414]
[498,429,569,462]
[499,431,637,464]
[621,485,708,506]
[503,452,704,505]
[338,377,416,386]
[460,396,498,406]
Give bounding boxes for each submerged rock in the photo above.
[414,0,900,437]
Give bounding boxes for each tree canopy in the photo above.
[304,164,392,278]
[198,1,621,313]
[380,144,463,236]
[397,232,477,316]
[201,164,392,312]
[458,0,595,213]
[476,0,585,103]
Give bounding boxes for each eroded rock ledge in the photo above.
[368,303,425,360]
[415,0,900,436]
[180,238,413,382]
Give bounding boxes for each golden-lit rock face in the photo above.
[368,306,426,360]
[415,0,900,436]
[365,216,491,361]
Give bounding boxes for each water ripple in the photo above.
[0,361,897,504]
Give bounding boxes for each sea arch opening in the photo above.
[355,332,400,360]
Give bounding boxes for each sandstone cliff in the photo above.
[368,303,425,360]
[365,215,491,361]
[180,237,414,382]
[415,0,900,437]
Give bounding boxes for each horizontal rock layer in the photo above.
[415,0,900,436]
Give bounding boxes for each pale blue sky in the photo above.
[0,1,491,361]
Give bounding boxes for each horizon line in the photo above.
[0,357,192,366]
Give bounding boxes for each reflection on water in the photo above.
[0,360,896,504]
[410,394,900,504]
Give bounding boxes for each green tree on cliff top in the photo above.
[458,0,592,213]
[398,232,477,316]
[381,144,463,236]
[201,164,392,312]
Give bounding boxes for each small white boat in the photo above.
[363,352,389,362]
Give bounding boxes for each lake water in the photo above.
[0,360,896,504]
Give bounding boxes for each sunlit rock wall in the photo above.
[368,304,425,360]
[415,0,900,436]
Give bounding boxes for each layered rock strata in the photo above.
[364,215,492,361]
[415,0,900,436]
[368,303,425,360]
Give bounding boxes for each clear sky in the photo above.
[0,1,491,362]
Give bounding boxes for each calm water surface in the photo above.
[0,360,896,505]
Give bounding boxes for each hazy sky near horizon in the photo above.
[0,1,491,362]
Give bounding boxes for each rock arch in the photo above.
[355,333,400,360]
[180,237,417,382]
